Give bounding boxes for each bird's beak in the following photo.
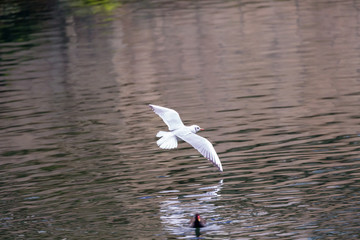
[200,128,204,131]
[197,216,201,221]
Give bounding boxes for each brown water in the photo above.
[1,0,360,239]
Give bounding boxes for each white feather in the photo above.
[156,131,178,149]
[149,104,223,171]
[156,131,168,137]
[149,104,185,131]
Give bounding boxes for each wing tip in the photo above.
[209,158,223,172]
[214,163,223,172]
[149,104,158,113]
[208,157,223,172]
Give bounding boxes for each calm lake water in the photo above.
[1,0,360,239]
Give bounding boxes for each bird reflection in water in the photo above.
[195,227,202,238]
[160,180,223,237]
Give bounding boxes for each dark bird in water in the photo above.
[190,213,206,228]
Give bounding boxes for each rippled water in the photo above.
[1,0,360,239]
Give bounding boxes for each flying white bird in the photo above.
[149,104,223,171]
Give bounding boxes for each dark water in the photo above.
[1,0,360,239]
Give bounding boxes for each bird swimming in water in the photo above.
[190,213,206,228]
[149,104,223,171]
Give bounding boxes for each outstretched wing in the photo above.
[177,132,223,171]
[149,104,185,131]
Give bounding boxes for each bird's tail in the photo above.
[156,131,178,149]
[156,131,168,137]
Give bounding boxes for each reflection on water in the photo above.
[160,180,223,238]
[1,0,360,239]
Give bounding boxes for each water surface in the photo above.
[1,0,360,239]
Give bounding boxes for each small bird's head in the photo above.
[191,125,204,133]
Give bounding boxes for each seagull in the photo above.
[149,104,223,171]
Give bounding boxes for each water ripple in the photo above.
[1,0,360,239]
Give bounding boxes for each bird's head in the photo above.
[191,125,204,133]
